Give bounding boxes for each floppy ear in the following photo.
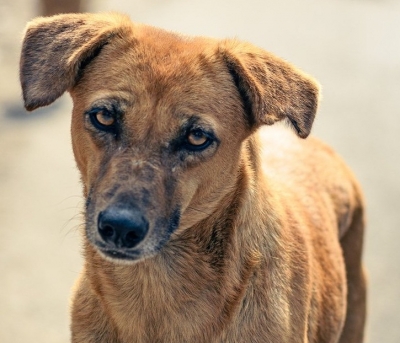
[220,41,320,138]
[20,12,130,111]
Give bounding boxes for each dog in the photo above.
[19,12,366,343]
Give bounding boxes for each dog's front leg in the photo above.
[70,275,120,343]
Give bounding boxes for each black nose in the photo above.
[98,206,149,249]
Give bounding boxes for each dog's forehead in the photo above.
[132,24,219,61]
[79,25,228,98]
[128,30,225,93]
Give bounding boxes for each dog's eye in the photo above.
[185,129,212,151]
[88,108,117,132]
[188,130,207,146]
[95,110,115,126]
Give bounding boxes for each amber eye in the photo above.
[88,108,117,133]
[187,129,208,146]
[184,128,213,151]
[95,110,115,126]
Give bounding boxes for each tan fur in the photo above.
[20,13,366,343]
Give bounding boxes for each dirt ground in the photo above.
[1,0,399,342]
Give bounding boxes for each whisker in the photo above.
[55,195,83,206]
[61,212,84,235]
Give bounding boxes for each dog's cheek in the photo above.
[173,161,226,230]
[71,112,103,192]
[71,116,86,175]
[177,175,200,211]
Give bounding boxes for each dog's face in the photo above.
[20,13,319,262]
[70,33,249,261]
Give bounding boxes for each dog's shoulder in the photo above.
[257,124,363,235]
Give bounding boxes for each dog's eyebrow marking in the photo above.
[180,116,218,138]
[88,97,128,114]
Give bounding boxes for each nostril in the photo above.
[100,225,115,238]
[125,231,141,246]
[98,217,117,244]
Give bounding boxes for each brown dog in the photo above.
[20,13,366,343]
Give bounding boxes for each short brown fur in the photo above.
[20,13,366,343]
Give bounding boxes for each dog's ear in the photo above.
[220,41,320,138]
[20,13,130,111]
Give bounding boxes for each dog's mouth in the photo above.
[93,235,162,262]
[95,244,142,262]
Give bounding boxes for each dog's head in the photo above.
[20,13,319,262]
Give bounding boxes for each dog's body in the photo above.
[20,13,366,343]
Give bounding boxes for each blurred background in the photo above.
[0,0,399,342]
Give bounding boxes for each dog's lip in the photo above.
[95,242,140,261]
[99,249,137,261]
